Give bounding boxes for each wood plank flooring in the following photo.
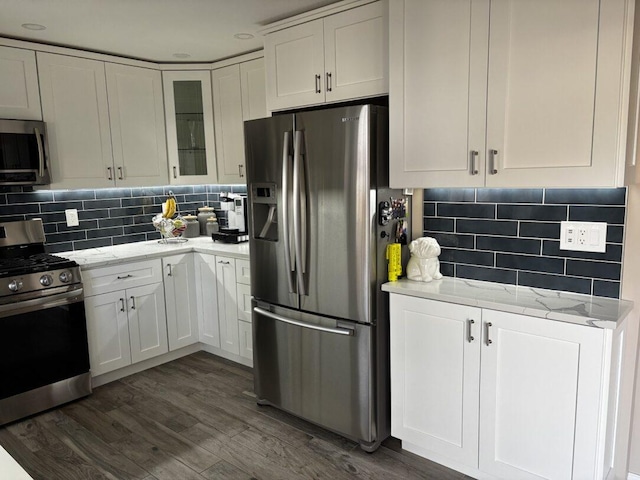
[0,352,472,480]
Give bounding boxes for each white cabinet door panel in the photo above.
[105,63,168,186]
[235,259,251,285]
[265,19,325,111]
[85,291,131,376]
[216,256,239,355]
[479,309,605,479]
[240,58,267,121]
[391,295,481,467]
[127,283,169,363]
[0,46,41,120]
[324,1,387,103]
[196,254,221,348]
[212,64,245,184]
[236,283,251,323]
[37,52,113,188]
[163,254,199,351]
[238,320,253,362]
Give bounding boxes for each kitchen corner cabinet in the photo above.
[83,260,168,377]
[212,58,267,184]
[0,46,41,120]
[163,70,218,185]
[264,1,387,112]
[38,52,168,188]
[162,254,199,351]
[389,0,631,189]
[390,294,624,479]
[195,253,221,348]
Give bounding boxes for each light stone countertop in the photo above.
[0,446,32,479]
[382,277,634,330]
[58,237,249,269]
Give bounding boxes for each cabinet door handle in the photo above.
[489,149,498,175]
[130,296,136,310]
[218,260,230,265]
[326,72,332,92]
[470,151,479,175]
[116,274,132,280]
[485,322,493,346]
[117,166,124,180]
[172,166,178,179]
[315,74,321,94]
[467,319,475,343]
[238,164,244,178]
[167,264,172,276]
[120,298,125,312]
[107,166,113,180]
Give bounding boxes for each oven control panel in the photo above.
[2,267,81,298]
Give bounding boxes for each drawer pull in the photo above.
[120,298,125,312]
[117,274,133,280]
[467,319,475,343]
[485,322,493,346]
[218,261,231,265]
[130,296,136,310]
[489,150,498,175]
[167,264,173,276]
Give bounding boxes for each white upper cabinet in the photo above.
[105,63,168,186]
[390,0,632,189]
[212,57,267,184]
[240,58,267,121]
[0,46,41,120]
[264,1,387,112]
[163,70,218,185]
[38,52,114,189]
[38,52,169,188]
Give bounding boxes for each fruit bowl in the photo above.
[152,214,188,243]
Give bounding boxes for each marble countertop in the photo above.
[382,277,634,329]
[59,237,249,269]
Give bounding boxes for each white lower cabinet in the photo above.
[85,265,168,377]
[195,253,221,348]
[390,294,616,480]
[162,254,199,351]
[216,256,240,355]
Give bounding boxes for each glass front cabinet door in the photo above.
[163,71,218,184]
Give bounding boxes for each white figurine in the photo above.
[406,237,443,282]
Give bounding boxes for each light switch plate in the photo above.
[560,221,607,253]
[65,209,79,227]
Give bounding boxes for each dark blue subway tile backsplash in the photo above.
[422,187,626,298]
[0,184,246,254]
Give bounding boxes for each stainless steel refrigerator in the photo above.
[244,104,406,452]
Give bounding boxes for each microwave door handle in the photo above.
[293,130,306,296]
[281,131,296,294]
[34,127,45,179]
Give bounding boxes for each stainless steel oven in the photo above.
[0,220,90,425]
[0,119,50,185]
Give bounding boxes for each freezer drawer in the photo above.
[252,302,377,445]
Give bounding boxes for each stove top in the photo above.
[0,253,77,278]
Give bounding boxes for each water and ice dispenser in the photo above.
[250,183,278,241]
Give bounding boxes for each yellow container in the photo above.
[386,243,402,282]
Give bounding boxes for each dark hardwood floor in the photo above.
[0,352,472,479]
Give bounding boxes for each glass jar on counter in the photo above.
[197,206,215,235]
[206,216,219,236]
[182,215,200,238]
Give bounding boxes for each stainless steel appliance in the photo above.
[244,104,406,452]
[0,219,90,425]
[0,119,50,185]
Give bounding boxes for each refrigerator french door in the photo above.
[245,105,395,451]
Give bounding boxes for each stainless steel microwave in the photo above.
[0,119,50,186]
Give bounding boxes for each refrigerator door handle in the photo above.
[281,131,296,294]
[293,130,307,295]
[254,307,354,336]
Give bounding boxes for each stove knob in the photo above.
[59,271,73,283]
[40,274,53,287]
[8,280,23,292]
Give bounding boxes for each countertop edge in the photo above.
[382,277,634,330]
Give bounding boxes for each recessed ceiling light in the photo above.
[21,23,46,31]
[172,53,191,59]
[234,33,254,40]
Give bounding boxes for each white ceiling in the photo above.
[0,0,340,63]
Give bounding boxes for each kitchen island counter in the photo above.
[59,237,249,269]
[382,277,633,329]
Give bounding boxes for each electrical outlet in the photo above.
[65,209,79,227]
[560,221,606,253]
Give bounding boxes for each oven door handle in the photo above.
[0,288,84,319]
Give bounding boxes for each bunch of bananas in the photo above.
[162,195,177,219]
